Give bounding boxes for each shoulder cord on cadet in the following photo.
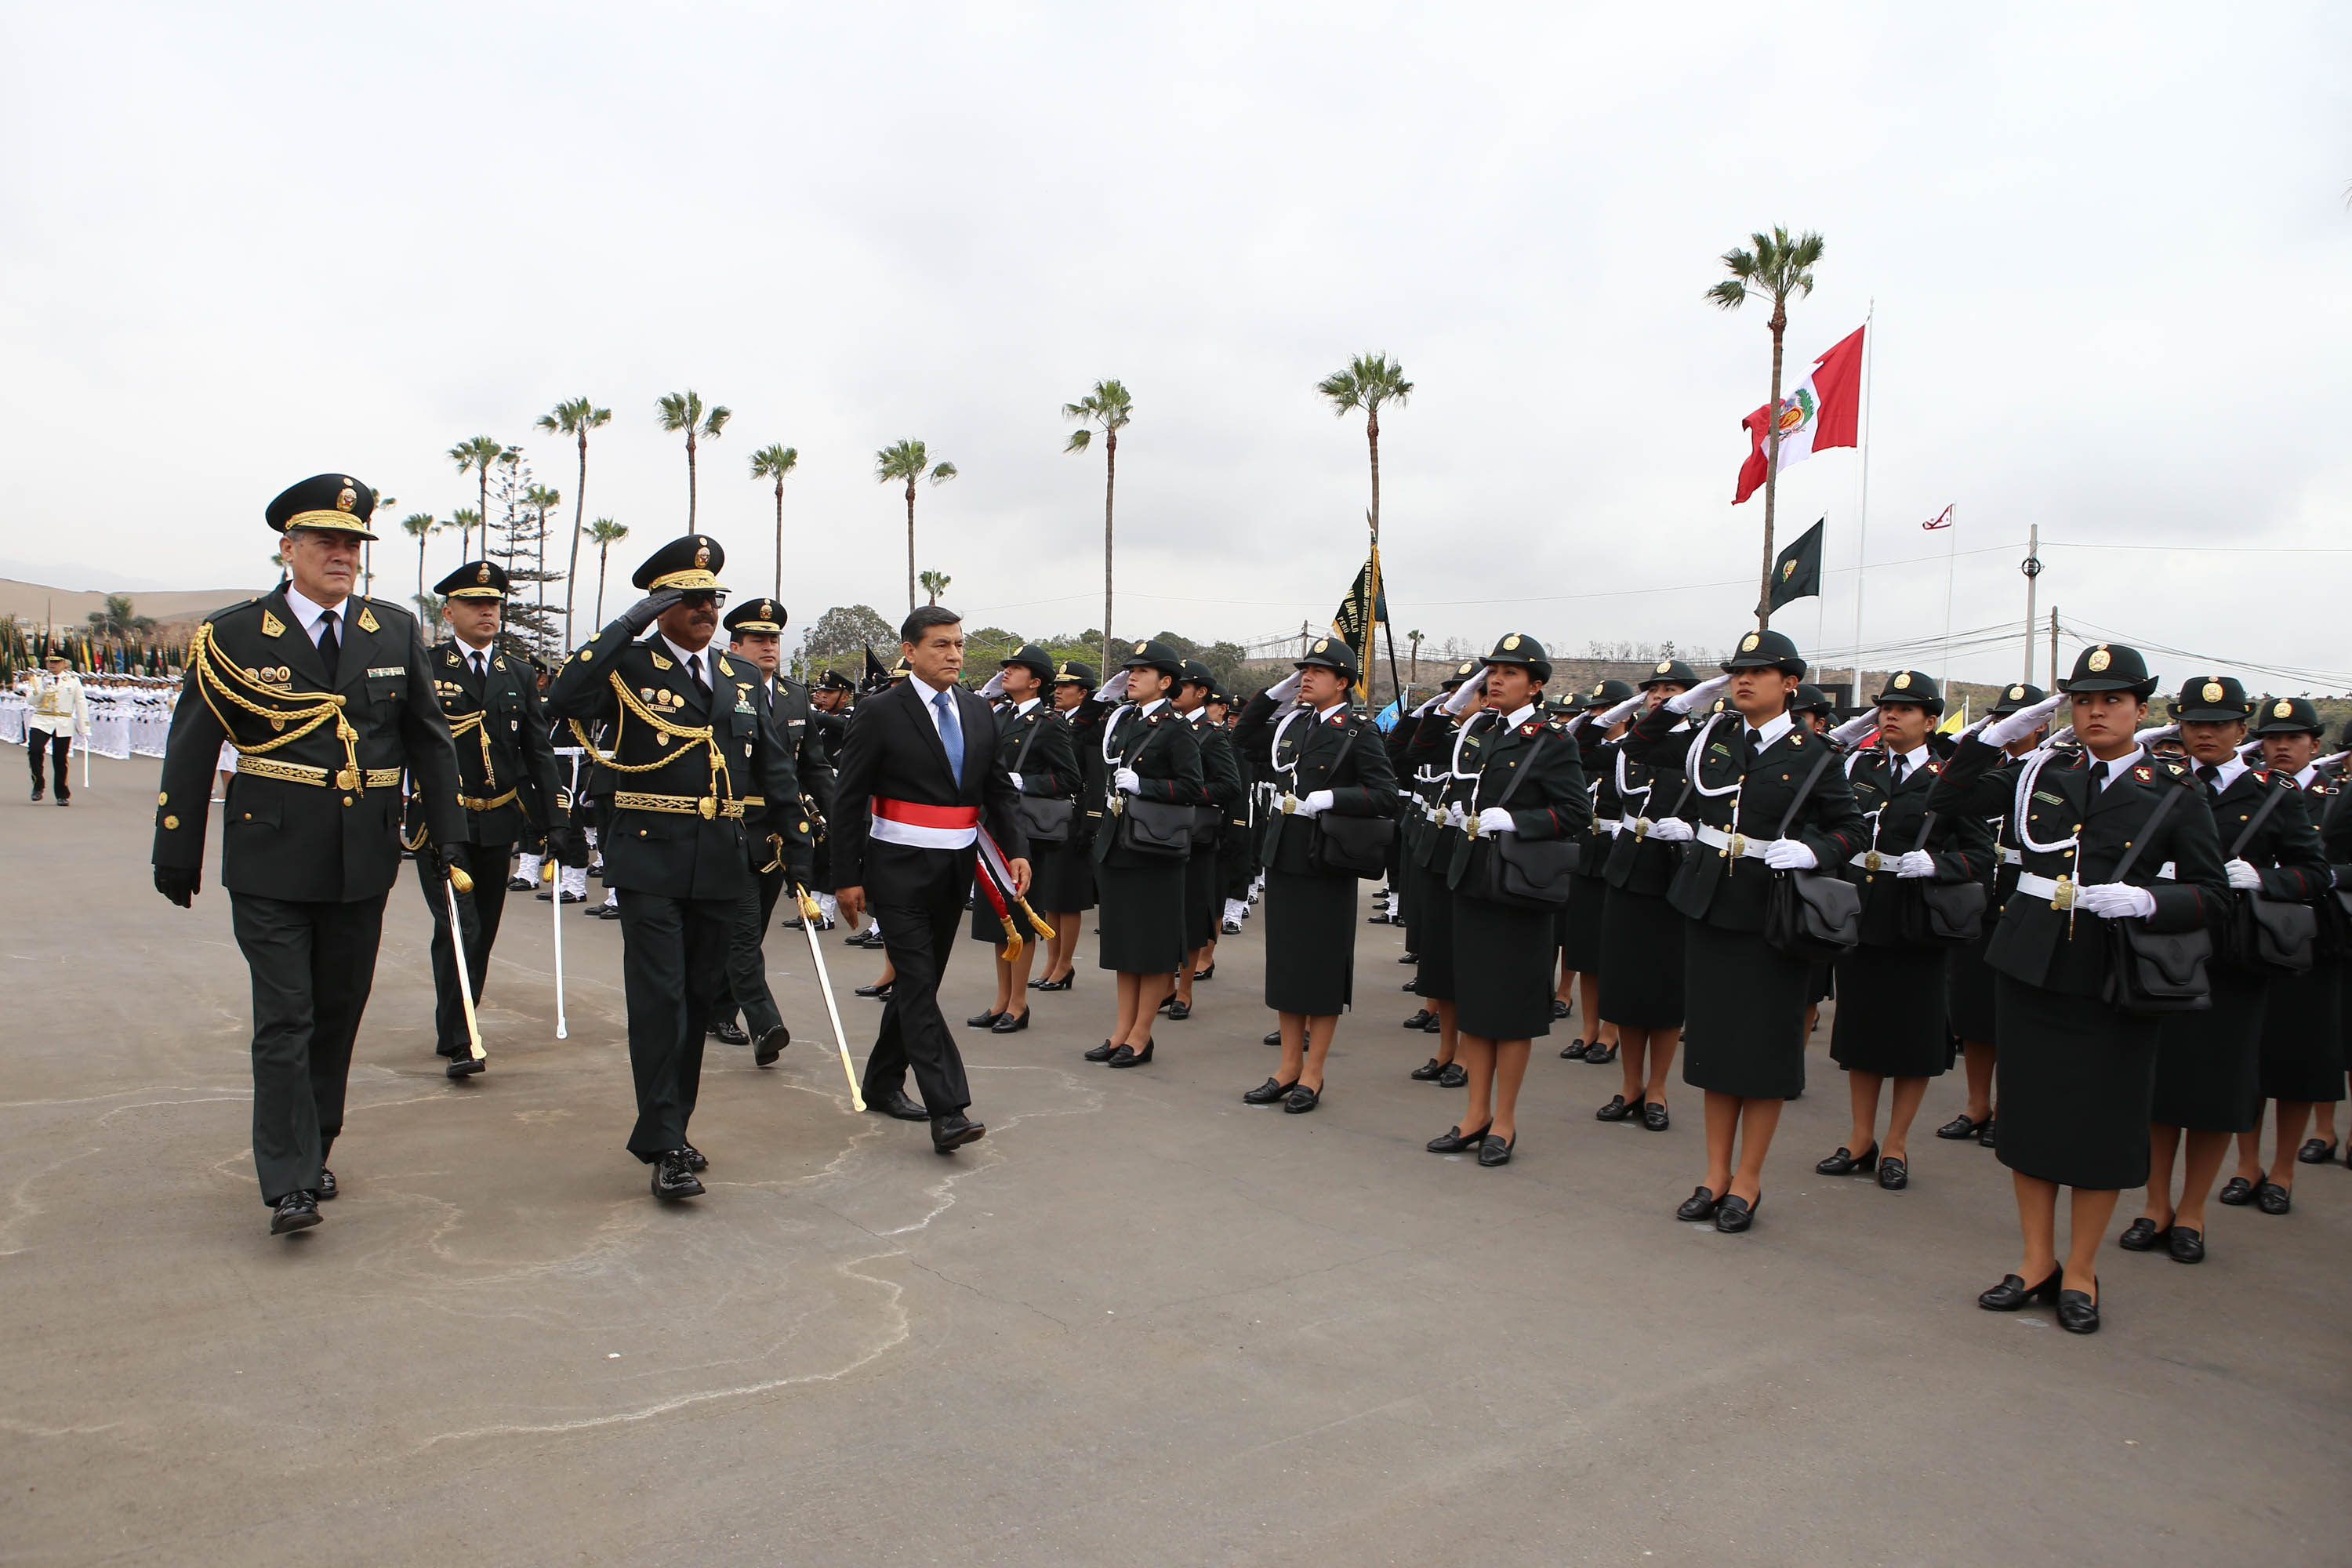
[187,622,366,793]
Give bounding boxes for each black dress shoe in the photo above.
[1584,1042,1618,1066]
[2216,1174,2257,1206]
[1977,1116,1998,1149]
[2297,1136,2339,1164]
[446,1054,485,1079]
[1410,1057,1446,1080]
[315,1167,338,1201]
[1193,964,1215,982]
[931,1113,986,1153]
[1283,1083,1322,1115]
[1402,978,1419,993]
[2169,1226,2205,1264]
[1437,1063,1467,1088]
[754,1024,790,1066]
[1977,1266,2063,1311]
[1083,1040,1120,1062]
[1033,972,1074,992]
[1816,1142,1879,1176]
[681,1144,708,1172]
[1877,1156,1908,1191]
[1397,951,1417,964]
[1105,1042,1154,1068]
[1935,1112,1991,1141]
[1421,1014,1442,1033]
[990,1011,1029,1034]
[965,1009,1003,1029]
[2056,1284,2100,1334]
[1163,1000,1192,1021]
[1595,1094,1635,1123]
[270,1191,321,1234]
[1476,1134,1516,1167]
[1262,1029,1282,1046]
[710,1020,750,1046]
[2117,1217,2170,1251]
[2255,1179,2292,1215]
[1243,1077,1298,1105]
[1560,1037,1588,1061]
[873,1088,929,1122]
[1403,1009,1434,1030]
[1550,998,1571,1021]
[1368,911,1395,924]
[1675,1186,1719,1221]
[652,1152,704,1200]
[855,981,894,1000]
[779,916,806,931]
[1641,1100,1670,1132]
[1426,1123,1492,1154]
[1713,1192,1759,1232]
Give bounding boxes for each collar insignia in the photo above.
[650,651,674,670]
[1788,732,1804,746]
[447,651,462,665]
[260,609,285,637]
[356,605,380,633]
[717,657,734,677]
[2132,764,2154,782]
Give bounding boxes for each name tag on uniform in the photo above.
[367,666,405,678]
[2032,789,2063,804]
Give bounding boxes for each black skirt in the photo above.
[1410,857,1458,1001]
[1828,946,1951,1078]
[1944,924,1998,1044]
[2257,959,2346,1102]
[1992,974,2161,1190]
[1030,836,1096,913]
[2150,968,2266,1132]
[1094,858,1187,974]
[1599,884,1684,1028]
[1679,919,1809,1100]
[1263,867,1356,1014]
[1452,891,1556,1040]
[1183,841,1221,951]
[1559,871,1608,971]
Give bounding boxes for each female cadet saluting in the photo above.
[1400,663,1484,1089]
[1592,659,1698,1130]
[1167,659,1243,1021]
[964,643,1081,1034]
[1620,629,1867,1233]
[1084,641,1203,1069]
[1559,681,1633,1064]
[1030,660,1099,993]
[1927,645,2227,1333]
[1815,673,1994,1192]
[1232,638,1396,1112]
[1424,635,1589,1167]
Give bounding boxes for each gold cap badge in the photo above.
[2202,680,2223,704]
[1134,641,1147,654]
[476,563,491,585]
[2275,699,2293,717]
[1501,634,1521,651]
[1741,633,1760,652]
[335,485,356,511]
[694,539,710,568]
[2087,646,2112,673]
[1656,660,1673,675]
[1893,672,1912,690]
[2007,684,2025,700]
[1312,638,1329,653]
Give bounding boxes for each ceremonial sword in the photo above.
[441,858,487,1062]
[793,884,864,1112]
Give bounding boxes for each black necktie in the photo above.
[2089,760,2110,791]
[2196,763,2220,795]
[688,652,710,700]
[317,609,340,684]
[470,650,486,680]
[1889,754,1908,787]
[1746,728,1765,753]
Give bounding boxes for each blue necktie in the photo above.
[934,689,964,782]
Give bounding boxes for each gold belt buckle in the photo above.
[336,768,358,791]
[2051,875,2075,911]
[1279,793,1300,815]
[1634,817,1652,841]
[1725,832,1748,861]
[699,797,717,820]
[1864,850,1882,873]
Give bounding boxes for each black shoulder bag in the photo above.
[1469,731,1582,909]
[1110,717,1194,861]
[1899,811,1987,947]
[2223,783,2316,975]
[1764,748,1864,960]
[1006,710,1076,846]
[2100,782,2212,1014]
[1307,722,1398,879]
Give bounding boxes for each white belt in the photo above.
[1695,824,1767,858]
[2013,871,2088,909]
[1849,849,1895,871]
[1999,846,2022,866]
[1597,819,1622,837]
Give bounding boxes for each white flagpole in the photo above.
[1847,300,1875,710]
[1940,504,1958,688]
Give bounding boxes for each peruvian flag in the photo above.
[1733,325,1865,504]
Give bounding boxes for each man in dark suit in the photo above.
[707,596,812,1057]
[152,474,468,1236]
[831,606,1029,1152]
[412,560,569,1077]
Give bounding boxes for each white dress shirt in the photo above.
[281,584,350,648]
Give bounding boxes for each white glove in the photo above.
[2077,881,2158,920]
[1413,693,1446,717]
[1443,672,1488,714]
[1477,807,1516,835]
[1828,713,1878,747]
[1291,789,1332,817]
[1007,771,1024,793]
[1764,838,1820,870]
[1645,815,1694,843]
[1665,673,1731,715]
[1955,713,1995,743]
[1895,849,1937,879]
[1094,670,1130,703]
[1267,669,1304,703]
[2134,721,2178,746]
[1113,765,1141,794]
[1596,691,1643,728]
[1445,802,1468,829]
[2225,858,2263,892]
[978,670,1007,699]
[1982,693,2065,749]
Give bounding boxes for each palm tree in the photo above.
[1062,379,1133,673]
[918,569,952,606]
[656,390,731,528]
[586,518,630,624]
[85,594,156,640]
[524,483,562,630]
[1406,629,1423,689]
[401,512,442,596]
[448,435,515,556]
[874,441,957,615]
[1316,354,1412,546]
[536,397,611,648]
[450,508,482,572]
[1708,226,1826,629]
[750,443,800,600]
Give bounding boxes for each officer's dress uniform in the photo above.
[1600,701,1695,1033]
[968,689,1080,946]
[1402,694,1488,1016]
[1560,683,1632,984]
[1091,645,1205,976]
[152,475,466,1221]
[710,597,818,1050]
[24,663,88,802]
[2314,756,2352,1112]
[2245,710,2345,1115]
[1035,662,1102,920]
[547,536,805,1177]
[410,564,564,1071]
[1182,677,1247,958]
[1234,646,1397,1017]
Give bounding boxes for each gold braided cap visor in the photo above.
[731,619,784,633]
[649,568,725,593]
[443,588,505,601]
[281,510,378,539]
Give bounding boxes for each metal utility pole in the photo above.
[2020,524,2042,684]
[2048,607,2060,689]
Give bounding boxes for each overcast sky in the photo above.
[3,2,2346,692]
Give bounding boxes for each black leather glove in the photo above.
[615,589,684,637]
[154,865,200,907]
[434,845,466,891]
[546,825,584,866]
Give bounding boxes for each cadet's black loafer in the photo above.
[1594,1094,1635,1123]
[1283,1083,1322,1115]
[964,1010,1002,1029]
[989,1011,1029,1034]
[1426,1123,1490,1153]
[1243,1077,1298,1105]
[2296,1136,2338,1164]
[1403,1009,1434,1031]
[1437,1064,1467,1088]
[2255,1179,2292,1216]
[1163,1000,1192,1021]
[1675,1187,1719,1221]
[1641,1100,1670,1132]
[710,1020,750,1046]
[2216,1174,2257,1206]
[1976,1267,2061,1311]
[1816,1143,1878,1176]
[1409,1056,1445,1080]
[1262,1029,1282,1046]
[1935,1112,1991,1141]
[1083,1040,1120,1062]
[1877,1156,1909,1191]
[1476,1134,1515,1167]
[2056,1285,2100,1334]
[2168,1226,2205,1264]
[1559,1037,1588,1061]
[2117,1217,2169,1251]
[652,1152,703,1200]
[1105,1043,1154,1069]
[854,981,893,1000]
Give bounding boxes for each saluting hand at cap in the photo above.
[1665,673,1731,714]
[1980,693,2064,748]
[1267,669,1305,704]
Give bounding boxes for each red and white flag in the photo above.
[1921,505,1954,530]
[1733,325,1865,504]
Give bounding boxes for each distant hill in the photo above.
[0,577,262,635]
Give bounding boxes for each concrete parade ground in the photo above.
[3,757,2346,1566]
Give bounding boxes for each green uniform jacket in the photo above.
[1842,747,2000,950]
[409,638,564,847]
[1233,693,1396,873]
[154,590,465,902]
[1091,702,1205,868]
[1444,710,1590,892]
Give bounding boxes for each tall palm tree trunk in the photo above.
[773,485,784,601]
[1367,410,1381,540]
[562,434,587,649]
[1757,308,1787,630]
[416,539,427,597]
[686,434,698,529]
[475,473,489,557]
[905,481,918,615]
[595,546,612,624]
[1101,430,1116,673]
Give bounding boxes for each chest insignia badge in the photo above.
[2132,764,2154,782]
[357,605,380,633]
[650,652,674,670]
[260,610,285,637]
